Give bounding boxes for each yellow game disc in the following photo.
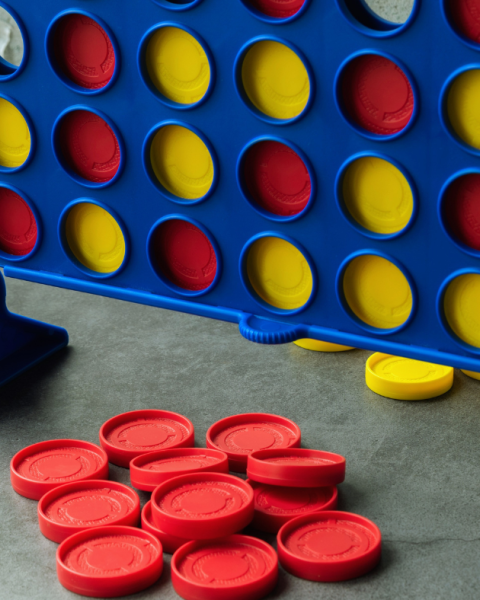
[145,27,211,105]
[0,99,31,169]
[241,40,310,120]
[343,254,413,329]
[447,69,480,150]
[366,353,454,400]
[462,370,480,380]
[342,156,414,235]
[246,236,313,311]
[294,339,354,352]
[150,125,214,200]
[443,273,480,348]
[65,203,126,274]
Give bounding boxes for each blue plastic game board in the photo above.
[3,0,480,372]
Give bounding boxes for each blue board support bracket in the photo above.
[0,271,68,386]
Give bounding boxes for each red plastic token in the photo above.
[277,511,382,582]
[449,0,480,44]
[206,413,301,473]
[172,534,278,600]
[152,220,217,291]
[0,188,37,256]
[38,480,140,543]
[58,110,121,183]
[56,525,163,598]
[54,14,116,90]
[443,173,480,251]
[99,410,195,468]
[151,472,254,540]
[341,55,414,136]
[10,439,109,501]
[243,141,311,217]
[248,480,337,534]
[247,448,346,488]
[130,448,229,492]
[247,0,306,19]
[141,501,190,555]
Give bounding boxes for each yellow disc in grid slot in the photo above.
[242,40,310,120]
[447,69,480,150]
[146,27,210,105]
[0,99,31,168]
[247,237,313,310]
[342,156,414,235]
[366,353,454,400]
[444,273,480,348]
[343,255,413,329]
[65,203,125,274]
[462,370,480,380]
[150,125,214,200]
[294,339,354,352]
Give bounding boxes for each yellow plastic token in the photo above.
[294,339,354,352]
[447,69,480,150]
[246,237,313,311]
[241,40,310,120]
[443,273,480,348]
[150,125,214,200]
[65,203,126,274]
[342,157,414,235]
[0,99,31,169]
[145,27,210,105]
[462,370,480,381]
[366,353,454,401]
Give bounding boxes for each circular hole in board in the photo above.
[0,4,28,79]
[0,186,38,259]
[0,97,32,171]
[148,218,219,295]
[443,0,480,50]
[444,68,480,154]
[336,0,417,36]
[441,272,480,351]
[336,53,415,139]
[240,0,310,22]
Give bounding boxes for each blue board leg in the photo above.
[0,271,68,386]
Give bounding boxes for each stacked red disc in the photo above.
[141,501,190,555]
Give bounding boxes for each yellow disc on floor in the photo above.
[294,339,354,352]
[343,255,413,329]
[242,40,310,120]
[447,69,480,150]
[462,370,480,380]
[342,156,414,234]
[146,27,210,105]
[65,203,126,274]
[443,273,480,348]
[366,353,454,400]
[0,99,31,168]
[150,125,214,200]
[246,237,313,311]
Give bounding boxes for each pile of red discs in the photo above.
[10,409,382,599]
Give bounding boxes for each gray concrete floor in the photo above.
[1,274,479,600]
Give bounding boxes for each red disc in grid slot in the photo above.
[449,0,480,45]
[0,188,37,256]
[243,141,311,217]
[247,0,306,19]
[443,173,480,251]
[277,511,382,582]
[100,410,195,468]
[249,480,337,534]
[55,14,116,90]
[38,479,140,543]
[171,535,278,600]
[56,525,163,598]
[206,413,301,473]
[341,54,414,136]
[141,501,190,555]
[10,439,109,501]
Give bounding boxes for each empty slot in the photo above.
[441,173,480,255]
[0,187,37,257]
[443,273,480,349]
[338,0,416,35]
[0,97,31,170]
[446,69,480,152]
[241,0,307,20]
[0,6,26,77]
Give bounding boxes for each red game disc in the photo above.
[151,472,254,540]
[247,0,306,19]
[38,480,141,543]
[248,480,338,533]
[130,448,229,492]
[54,14,116,90]
[206,413,301,473]
[449,0,480,45]
[0,188,37,256]
[243,141,311,217]
[171,534,278,600]
[58,110,121,184]
[141,501,190,555]
[56,525,163,598]
[341,54,414,136]
[151,219,218,291]
[277,511,382,582]
[10,439,109,501]
[443,173,480,251]
[247,449,346,488]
